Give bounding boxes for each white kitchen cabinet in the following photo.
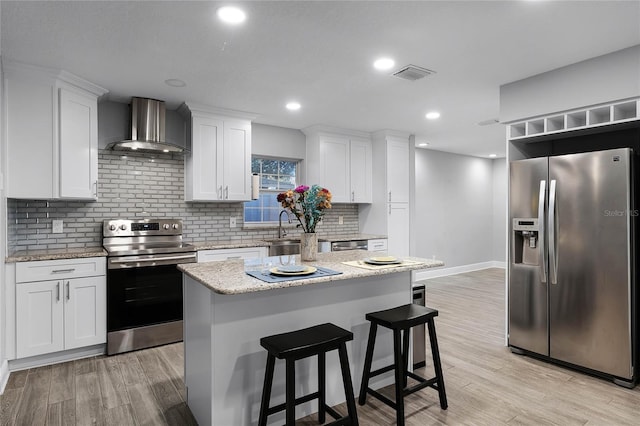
[198,247,268,263]
[3,61,107,200]
[15,257,106,359]
[304,126,372,203]
[367,238,388,252]
[359,131,412,257]
[180,102,255,202]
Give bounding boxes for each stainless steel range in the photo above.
[103,218,196,355]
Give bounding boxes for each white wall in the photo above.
[492,158,507,264]
[500,45,640,123]
[414,149,498,268]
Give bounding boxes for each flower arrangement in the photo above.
[277,184,332,233]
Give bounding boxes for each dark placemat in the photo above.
[246,266,342,283]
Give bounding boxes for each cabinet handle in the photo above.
[225,186,229,199]
[226,256,241,260]
[93,181,98,198]
[56,282,60,301]
[388,191,392,202]
[351,191,355,202]
[66,281,70,300]
[218,186,223,199]
[52,268,75,274]
[389,204,392,214]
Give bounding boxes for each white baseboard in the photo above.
[8,344,105,372]
[414,261,506,281]
[0,359,9,395]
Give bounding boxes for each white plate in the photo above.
[270,266,317,276]
[363,258,402,265]
[276,265,307,273]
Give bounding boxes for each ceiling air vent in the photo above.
[392,65,435,81]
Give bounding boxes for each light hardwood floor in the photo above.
[2,268,639,425]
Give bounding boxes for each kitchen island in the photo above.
[178,250,443,425]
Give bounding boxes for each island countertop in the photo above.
[178,250,443,295]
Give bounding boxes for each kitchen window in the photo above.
[244,157,298,223]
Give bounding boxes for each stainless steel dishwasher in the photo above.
[413,284,426,368]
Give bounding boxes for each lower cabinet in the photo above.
[15,262,106,359]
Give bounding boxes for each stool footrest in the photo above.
[266,391,319,416]
[364,388,397,410]
[404,377,438,396]
[368,364,396,378]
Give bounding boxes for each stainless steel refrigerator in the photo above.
[509,147,636,387]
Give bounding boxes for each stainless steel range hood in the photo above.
[107,97,186,153]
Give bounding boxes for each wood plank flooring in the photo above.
[2,268,639,425]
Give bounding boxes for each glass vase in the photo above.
[300,232,318,261]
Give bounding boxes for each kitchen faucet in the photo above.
[278,210,291,238]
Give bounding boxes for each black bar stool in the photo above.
[258,323,359,426]
[358,304,447,426]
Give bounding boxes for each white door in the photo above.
[349,138,372,203]
[16,280,64,358]
[59,87,98,199]
[319,135,350,202]
[64,277,106,350]
[387,203,410,257]
[223,119,251,201]
[386,139,410,203]
[191,116,224,200]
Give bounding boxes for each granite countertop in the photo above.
[191,240,271,250]
[178,250,443,295]
[6,247,108,263]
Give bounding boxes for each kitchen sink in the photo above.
[264,238,301,256]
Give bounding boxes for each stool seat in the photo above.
[261,323,353,360]
[258,323,359,426]
[365,304,438,329]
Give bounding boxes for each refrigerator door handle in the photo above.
[538,180,547,283]
[549,179,558,284]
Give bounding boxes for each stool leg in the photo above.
[427,320,448,410]
[338,343,359,426]
[358,323,378,405]
[402,328,410,388]
[318,351,326,424]
[258,354,276,426]
[286,358,296,425]
[393,329,405,426]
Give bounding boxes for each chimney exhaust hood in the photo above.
[107,97,186,153]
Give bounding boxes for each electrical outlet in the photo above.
[230,217,237,228]
[52,220,64,234]
[338,216,344,225]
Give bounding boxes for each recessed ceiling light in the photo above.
[217,6,246,24]
[489,154,497,158]
[165,79,186,88]
[286,102,301,111]
[425,111,441,120]
[131,147,138,150]
[373,57,395,71]
[418,143,429,147]
[163,149,170,153]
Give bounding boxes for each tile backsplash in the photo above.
[7,151,359,252]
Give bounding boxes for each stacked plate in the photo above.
[270,265,318,276]
[363,256,402,265]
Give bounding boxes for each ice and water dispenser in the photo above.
[512,218,540,265]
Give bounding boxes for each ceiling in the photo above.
[1,1,639,158]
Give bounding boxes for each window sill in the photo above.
[242,222,300,231]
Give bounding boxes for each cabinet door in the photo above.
[59,87,98,199]
[197,247,267,262]
[319,135,350,202]
[223,119,251,201]
[387,139,410,203]
[5,75,56,199]
[189,116,224,201]
[387,203,410,257]
[16,280,64,358]
[350,138,372,203]
[64,276,106,350]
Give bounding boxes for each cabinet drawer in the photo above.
[198,247,267,263]
[367,239,388,252]
[16,257,106,283]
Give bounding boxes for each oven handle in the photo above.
[110,253,196,266]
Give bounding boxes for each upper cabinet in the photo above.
[304,126,372,203]
[385,137,410,203]
[180,102,256,202]
[3,61,107,200]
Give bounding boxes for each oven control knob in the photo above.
[120,224,127,230]
[109,224,116,231]
[163,224,170,230]
[172,224,179,229]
